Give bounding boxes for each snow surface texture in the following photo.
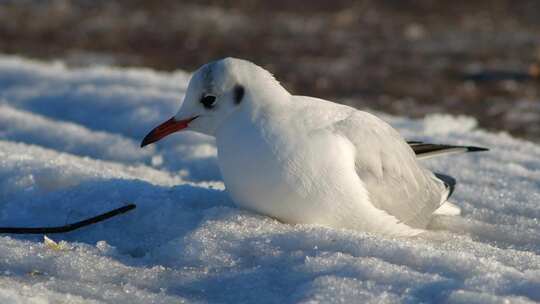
[0,55,539,304]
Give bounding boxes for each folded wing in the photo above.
[332,112,449,228]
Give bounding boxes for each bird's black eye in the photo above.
[200,95,217,109]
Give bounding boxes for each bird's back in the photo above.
[217,93,448,234]
[290,96,448,228]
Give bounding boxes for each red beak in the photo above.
[140,116,198,147]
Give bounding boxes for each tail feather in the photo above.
[433,202,461,216]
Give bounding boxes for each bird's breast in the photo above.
[216,117,297,216]
[215,113,363,225]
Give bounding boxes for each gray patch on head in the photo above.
[200,64,214,92]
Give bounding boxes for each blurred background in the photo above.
[1,0,539,141]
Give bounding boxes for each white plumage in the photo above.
[142,57,485,236]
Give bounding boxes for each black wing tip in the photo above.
[466,146,489,152]
[407,141,489,153]
[435,173,456,198]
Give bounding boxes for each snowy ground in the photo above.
[0,55,539,303]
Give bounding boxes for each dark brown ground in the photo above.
[1,0,540,141]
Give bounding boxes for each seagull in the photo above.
[141,58,487,236]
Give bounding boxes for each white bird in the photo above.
[141,58,487,236]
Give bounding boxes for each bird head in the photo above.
[141,58,246,147]
[140,57,286,147]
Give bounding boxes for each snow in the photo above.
[0,55,539,303]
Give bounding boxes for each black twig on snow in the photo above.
[0,204,136,234]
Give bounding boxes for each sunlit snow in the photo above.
[0,55,539,303]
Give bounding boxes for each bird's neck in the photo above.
[215,80,292,145]
[242,77,291,118]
